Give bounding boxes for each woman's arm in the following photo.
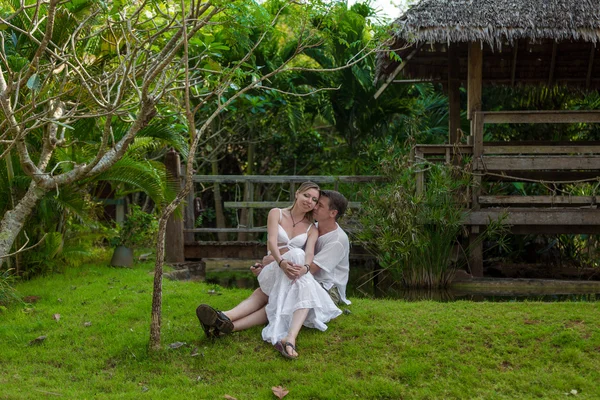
[266,208,283,265]
[302,225,319,274]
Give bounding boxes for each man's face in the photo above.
[313,197,331,222]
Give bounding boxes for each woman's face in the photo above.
[296,188,320,212]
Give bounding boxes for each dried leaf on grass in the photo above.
[223,395,237,400]
[272,386,289,399]
[23,296,40,303]
[168,341,186,349]
[53,313,60,321]
[29,335,47,345]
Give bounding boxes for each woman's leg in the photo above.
[223,288,268,323]
[280,308,309,357]
[232,308,268,331]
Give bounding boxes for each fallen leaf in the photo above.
[190,347,199,357]
[53,314,60,322]
[84,322,92,327]
[141,386,149,393]
[223,395,237,400]
[23,296,40,303]
[29,335,47,345]
[168,341,186,349]
[57,298,62,302]
[272,386,289,399]
[207,289,222,296]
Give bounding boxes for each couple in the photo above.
[196,182,350,359]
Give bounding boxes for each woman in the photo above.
[257,181,342,359]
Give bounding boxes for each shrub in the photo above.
[112,204,158,249]
[0,269,21,307]
[357,153,470,288]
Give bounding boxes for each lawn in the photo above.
[1,259,599,399]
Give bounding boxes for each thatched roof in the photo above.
[392,0,600,48]
[376,0,600,87]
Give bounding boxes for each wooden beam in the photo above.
[448,43,461,145]
[478,196,596,205]
[185,228,267,233]
[467,42,483,120]
[374,44,423,99]
[548,41,557,86]
[467,209,600,226]
[392,79,445,84]
[484,171,600,182]
[224,201,362,209]
[482,144,600,155]
[587,44,596,90]
[192,175,388,183]
[511,40,519,87]
[415,144,473,154]
[481,110,600,124]
[475,155,600,171]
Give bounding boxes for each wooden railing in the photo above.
[412,110,600,276]
[184,175,385,235]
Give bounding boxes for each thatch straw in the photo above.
[390,0,600,48]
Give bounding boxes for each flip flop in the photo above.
[274,341,298,360]
[196,304,234,336]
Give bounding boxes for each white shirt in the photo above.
[312,223,351,305]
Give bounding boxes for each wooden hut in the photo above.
[375,0,600,276]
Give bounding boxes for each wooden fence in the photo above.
[163,169,386,262]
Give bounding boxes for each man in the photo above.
[196,190,350,338]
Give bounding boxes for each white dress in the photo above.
[258,209,342,345]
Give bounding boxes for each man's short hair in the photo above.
[319,190,348,221]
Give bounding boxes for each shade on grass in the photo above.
[1,260,599,399]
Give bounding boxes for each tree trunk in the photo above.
[0,182,48,267]
[149,216,168,351]
[212,159,227,242]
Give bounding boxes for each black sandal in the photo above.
[274,341,298,359]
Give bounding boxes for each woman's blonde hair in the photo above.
[287,181,320,220]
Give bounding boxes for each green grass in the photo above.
[1,259,599,399]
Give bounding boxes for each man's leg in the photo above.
[196,288,269,337]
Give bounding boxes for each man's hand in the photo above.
[250,263,263,277]
[280,259,303,280]
[292,263,310,276]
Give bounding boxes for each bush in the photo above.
[0,269,21,307]
[112,204,158,248]
[357,153,470,288]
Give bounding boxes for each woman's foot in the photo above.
[275,339,298,359]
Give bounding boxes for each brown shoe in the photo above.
[195,304,234,336]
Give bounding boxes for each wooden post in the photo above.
[448,43,461,146]
[469,226,483,277]
[415,149,424,196]
[184,183,195,244]
[467,42,482,121]
[165,150,185,262]
[467,42,484,276]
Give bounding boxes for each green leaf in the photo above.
[26,74,42,91]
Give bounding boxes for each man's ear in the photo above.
[330,209,338,218]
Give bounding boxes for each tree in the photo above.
[148,0,383,350]
[0,0,219,264]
